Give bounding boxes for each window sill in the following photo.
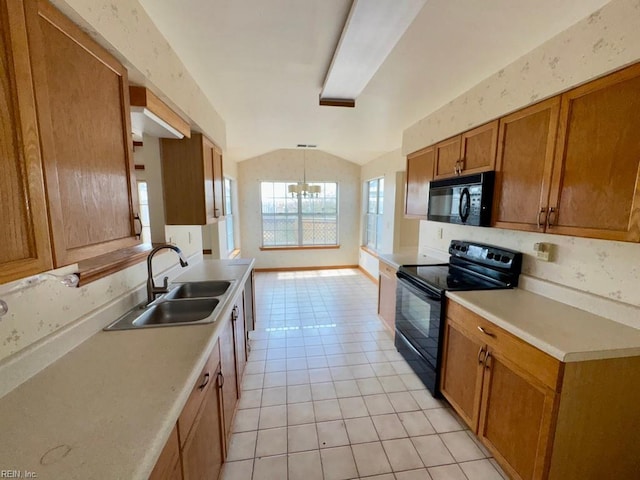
[228,249,241,259]
[360,246,380,259]
[260,245,340,251]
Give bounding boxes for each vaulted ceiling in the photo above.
[139,0,611,165]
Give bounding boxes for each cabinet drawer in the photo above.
[178,340,221,446]
[379,260,397,278]
[446,299,561,391]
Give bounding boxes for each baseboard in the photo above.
[359,266,378,284]
[254,265,360,273]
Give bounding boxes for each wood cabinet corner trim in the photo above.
[129,85,191,138]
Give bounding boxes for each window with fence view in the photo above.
[260,181,338,247]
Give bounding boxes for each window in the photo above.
[261,181,338,247]
[364,177,384,251]
[136,181,151,244]
[225,177,236,254]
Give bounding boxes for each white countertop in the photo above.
[0,258,254,479]
[447,289,640,362]
[378,251,445,269]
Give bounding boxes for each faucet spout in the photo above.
[146,244,189,305]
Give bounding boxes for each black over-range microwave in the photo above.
[427,171,494,226]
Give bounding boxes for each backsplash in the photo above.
[0,226,202,383]
[419,222,640,328]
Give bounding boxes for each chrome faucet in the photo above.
[146,244,189,305]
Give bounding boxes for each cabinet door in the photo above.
[149,425,181,480]
[459,120,498,175]
[548,63,640,241]
[232,299,246,392]
[439,319,485,430]
[212,146,224,218]
[405,146,434,217]
[219,317,238,447]
[478,350,557,480]
[181,364,224,480]
[492,98,560,231]
[0,0,52,284]
[28,0,139,266]
[377,261,397,332]
[434,136,461,179]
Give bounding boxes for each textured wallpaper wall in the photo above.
[404,0,640,327]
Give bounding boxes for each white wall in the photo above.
[238,149,360,269]
[405,0,640,328]
[359,150,420,278]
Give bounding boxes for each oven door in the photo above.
[394,274,444,397]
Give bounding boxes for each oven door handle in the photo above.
[397,274,442,302]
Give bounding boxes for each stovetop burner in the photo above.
[397,240,523,295]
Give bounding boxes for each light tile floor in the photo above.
[222,269,508,480]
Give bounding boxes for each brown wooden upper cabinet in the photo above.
[434,120,499,179]
[1,0,140,284]
[493,63,640,242]
[161,133,225,225]
[0,0,53,284]
[492,97,561,232]
[405,145,434,218]
[548,63,640,241]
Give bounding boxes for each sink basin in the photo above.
[132,298,219,326]
[164,281,232,300]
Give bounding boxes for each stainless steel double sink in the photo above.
[104,280,236,330]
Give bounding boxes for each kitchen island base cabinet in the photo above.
[441,299,640,480]
[149,425,181,480]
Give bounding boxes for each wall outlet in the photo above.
[533,242,554,262]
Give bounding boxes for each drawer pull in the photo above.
[218,371,225,388]
[477,326,496,337]
[198,373,210,390]
[477,346,487,364]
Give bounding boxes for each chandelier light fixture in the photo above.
[288,147,321,198]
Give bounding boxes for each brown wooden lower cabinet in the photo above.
[149,425,181,480]
[377,260,397,333]
[181,362,224,480]
[220,315,238,450]
[150,287,249,480]
[440,299,640,480]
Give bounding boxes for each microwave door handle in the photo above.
[459,187,471,223]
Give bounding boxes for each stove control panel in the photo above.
[449,240,522,271]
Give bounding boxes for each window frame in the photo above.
[224,177,236,255]
[364,176,384,252]
[259,181,339,249]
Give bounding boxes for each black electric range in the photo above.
[394,240,522,397]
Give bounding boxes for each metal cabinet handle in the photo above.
[198,372,210,390]
[134,213,143,239]
[477,346,487,364]
[477,326,496,338]
[547,207,557,228]
[232,305,239,322]
[484,351,492,369]
[537,207,547,229]
[217,371,225,388]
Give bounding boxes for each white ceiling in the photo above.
[139,0,611,165]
